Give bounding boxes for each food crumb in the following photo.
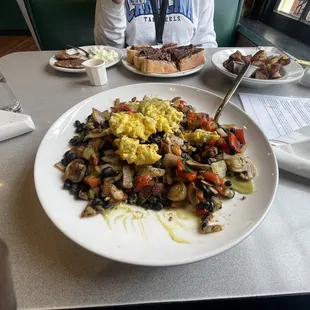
[168,216,173,221]
[241,196,246,200]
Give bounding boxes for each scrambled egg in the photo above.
[109,112,156,141]
[115,136,161,165]
[183,129,220,146]
[138,99,183,132]
[110,99,183,165]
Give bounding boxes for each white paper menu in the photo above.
[239,93,310,139]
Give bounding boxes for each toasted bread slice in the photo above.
[178,50,206,71]
[55,59,84,69]
[55,50,81,60]
[141,54,178,74]
[160,43,178,53]
[126,45,150,64]
[133,47,160,70]
[141,59,178,74]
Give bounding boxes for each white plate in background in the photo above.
[211,48,304,88]
[49,46,123,73]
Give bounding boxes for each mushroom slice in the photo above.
[187,182,199,205]
[92,108,110,126]
[186,159,211,170]
[110,184,127,201]
[136,166,166,177]
[64,159,86,183]
[239,162,257,180]
[226,154,257,180]
[165,133,184,146]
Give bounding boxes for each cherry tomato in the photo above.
[234,129,246,145]
[203,171,224,185]
[228,133,241,153]
[134,174,153,192]
[217,137,231,154]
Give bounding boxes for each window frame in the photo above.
[260,0,310,45]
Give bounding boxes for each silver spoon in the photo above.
[214,63,251,123]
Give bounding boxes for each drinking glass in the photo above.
[0,239,17,310]
[0,70,22,113]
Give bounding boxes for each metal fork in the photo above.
[66,44,90,58]
[214,63,251,123]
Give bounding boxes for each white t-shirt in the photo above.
[94,0,217,48]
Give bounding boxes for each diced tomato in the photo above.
[177,170,197,182]
[217,137,231,154]
[228,133,241,153]
[196,205,209,216]
[200,118,217,132]
[84,176,101,188]
[200,118,209,130]
[207,140,218,147]
[179,100,188,107]
[206,120,217,131]
[234,129,246,145]
[176,160,196,181]
[187,111,196,120]
[134,174,153,192]
[203,171,224,185]
[176,160,184,172]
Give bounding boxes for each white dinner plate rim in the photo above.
[49,45,123,73]
[211,48,304,85]
[34,83,278,266]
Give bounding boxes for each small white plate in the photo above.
[34,83,278,266]
[211,48,304,88]
[122,57,205,78]
[49,46,123,73]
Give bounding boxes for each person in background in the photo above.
[94,0,217,48]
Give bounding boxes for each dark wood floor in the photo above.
[0,35,38,57]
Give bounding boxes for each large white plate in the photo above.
[122,57,205,78]
[34,83,278,266]
[49,46,123,73]
[211,48,304,88]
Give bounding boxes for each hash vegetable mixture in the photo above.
[55,96,257,234]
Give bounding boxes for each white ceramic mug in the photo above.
[82,59,108,86]
[299,66,310,88]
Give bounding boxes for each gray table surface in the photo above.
[1,48,310,310]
